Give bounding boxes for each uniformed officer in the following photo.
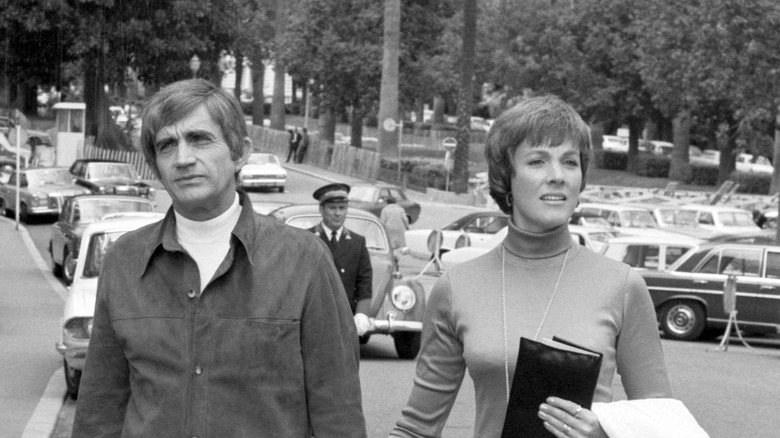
[310,183,373,336]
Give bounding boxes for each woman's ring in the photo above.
[573,405,583,418]
[562,423,572,434]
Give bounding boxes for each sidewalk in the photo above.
[0,218,67,438]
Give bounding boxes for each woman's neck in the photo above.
[503,219,573,259]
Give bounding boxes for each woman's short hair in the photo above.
[485,95,592,214]
[140,79,248,175]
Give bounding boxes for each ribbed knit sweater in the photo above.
[391,220,672,438]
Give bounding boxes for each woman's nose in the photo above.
[547,163,564,182]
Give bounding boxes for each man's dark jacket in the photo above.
[309,223,372,314]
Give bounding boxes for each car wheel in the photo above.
[0,199,8,217]
[63,358,81,400]
[50,242,63,278]
[358,334,371,345]
[63,251,76,285]
[660,301,705,341]
[393,331,422,359]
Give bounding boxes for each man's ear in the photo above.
[234,136,252,171]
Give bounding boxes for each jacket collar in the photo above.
[138,191,258,278]
[313,223,352,240]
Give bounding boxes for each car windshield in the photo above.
[619,210,657,228]
[717,211,756,227]
[248,154,279,165]
[659,209,698,226]
[76,199,153,222]
[87,163,138,179]
[348,186,377,203]
[82,231,127,278]
[25,169,73,186]
[286,215,389,252]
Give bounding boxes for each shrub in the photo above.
[635,155,670,178]
[685,164,719,186]
[593,150,628,170]
[731,172,772,194]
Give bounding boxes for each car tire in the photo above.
[50,242,63,278]
[63,251,76,286]
[0,199,8,217]
[393,331,422,359]
[278,186,285,193]
[358,334,371,345]
[63,358,81,400]
[18,202,29,223]
[660,301,705,341]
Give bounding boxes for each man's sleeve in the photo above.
[71,264,131,437]
[301,251,367,437]
[354,236,373,313]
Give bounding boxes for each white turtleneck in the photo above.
[174,193,241,292]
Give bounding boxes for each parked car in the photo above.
[601,135,628,153]
[404,210,508,259]
[756,209,777,229]
[706,229,778,244]
[440,224,617,270]
[0,167,91,221]
[642,241,780,341]
[69,159,154,199]
[645,140,674,157]
[622,202,716,240]
[55,214,165,399]
[0,157,26,184]
[238,152,287,192]
[49,194,156,285]
[347,183,421,225]
[601,235,699,272]
[736,153,773,174]
[269,204,425,359]
[568,211,614,230]
[680,204,760,236]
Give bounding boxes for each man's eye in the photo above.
[156,142,174,152]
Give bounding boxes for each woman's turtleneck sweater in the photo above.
[174,193,241,292]
[392,221,672,438]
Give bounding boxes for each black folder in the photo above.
[501,336,603,437]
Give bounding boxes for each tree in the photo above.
[451,0,477,194]
[377,0,401,156]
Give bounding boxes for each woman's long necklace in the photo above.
[501,245,569,402]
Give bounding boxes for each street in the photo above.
[3,162,780,438]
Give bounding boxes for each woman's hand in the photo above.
[538,397,608,438]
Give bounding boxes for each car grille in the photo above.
[243,174,284,180]
[48,195,64,210]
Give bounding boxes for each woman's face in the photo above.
[510,140,582,233]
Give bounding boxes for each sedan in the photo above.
[269,204,426,359]
[348,183,421,225]
[641,241,780,341]
[238,152,287,192]
[600,235,700,272]
[405,210,508,259]
[69,159,154,199]
[50,194,156,285]
[0,167,91,221]
[55,214,165,399]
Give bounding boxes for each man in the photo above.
[379,197,409,278]
[286,127,301,162]
[72,79,367,438]
[309,183,373,337]
[295,127,310,163]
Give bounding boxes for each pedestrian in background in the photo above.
[286,127,300,162]
[295,127,310,163]
[72,79,367,438]
[309,183,373,338]
[380,196,409,278]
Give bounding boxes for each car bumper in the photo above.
[240,179,285,188]
[28,205,61,215]
[367,312,422,334]
[56,339,89,371]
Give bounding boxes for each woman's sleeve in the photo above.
[390,275,467,438]
[616,268,673,399]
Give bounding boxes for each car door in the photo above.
[695,246,762,325]
[462,215,508,247]
[753,249,780,328]
[51,198,74,264]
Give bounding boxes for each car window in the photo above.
[83,231,127,278]
[621,210,657,228]
[87,163,137,180]
[77,199,154,222]
[666,246,691,266]
[623,245,659,269]
[348,186,377,203]
[766,252,780,279]
[717,211,755,227]
[388,188,406,201]
[698,212,715,225]
[484,216,509,233]
[698,247,762,277]
[606,211,621,227]
[26,169,72,187]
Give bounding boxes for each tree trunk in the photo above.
[669,108,692,181]
[625,118,641,173]
[452,0,478,194]
[771,105,780,195]
[432,95,446,125]
[717,121,736,187]
[84,48,127,150]
[319,106,336,143]
[270,0,287,131]
[251,60,265,126]
[377,0,401,157]
[350,105,364,149]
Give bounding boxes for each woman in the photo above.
[390,96,671,438]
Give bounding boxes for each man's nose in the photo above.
[174,142,196,166]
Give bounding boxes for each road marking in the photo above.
[21,367,67,438]
[16,221,68,301]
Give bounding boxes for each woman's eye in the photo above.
[528,159,544,166]
[564,159,579,167]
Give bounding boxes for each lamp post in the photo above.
[189,55,201,79]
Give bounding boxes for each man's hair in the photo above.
[140,79,248,175]
[484,95,592,214]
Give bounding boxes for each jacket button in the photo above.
[187,290,197,299]
[194,365,202,375]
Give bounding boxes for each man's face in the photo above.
[320,201,348,230]
[153,104,250,221]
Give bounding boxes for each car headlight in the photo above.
[64,317,93,340]
[391,285,416,311]
[455,233,471,249]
